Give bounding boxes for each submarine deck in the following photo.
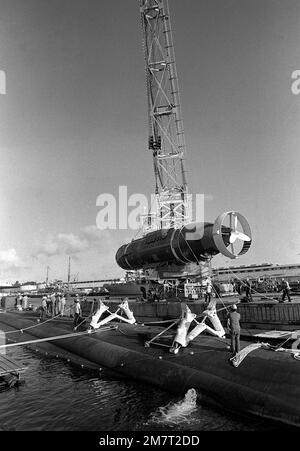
[0,311,299,428]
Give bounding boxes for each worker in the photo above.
[235,280,241,295]
[140,286,147,301]
[46,295,51,314]
[204,279,212,305]
[15,293,22,309]
[50,292,56,316]
[281,278,291,302]
[60,294,66,316]
[147,289,153,302]
[244,278,252,302]
[55,292,61,315]
[15,293,20,309]
[73,297,82,330]
[40,296,47,321]
[227,304,241,357]
[22,294,28,310]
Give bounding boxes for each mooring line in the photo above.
[0,325,116,350]
[2,305,76,335]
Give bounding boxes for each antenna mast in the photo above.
[67,256,71,284]
[140,0,189,230]
[46,266,50,285]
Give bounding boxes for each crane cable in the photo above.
[225,267,281,301]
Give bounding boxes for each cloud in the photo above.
[0,248,22,269]
[36,225,112,258]
[0,249,19,264]
[0,248,31,277]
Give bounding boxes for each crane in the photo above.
[139,0,189,231]
[115,1,252,282]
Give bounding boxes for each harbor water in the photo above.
[0,345,281,431]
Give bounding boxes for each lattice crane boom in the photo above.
[140,0,189,230]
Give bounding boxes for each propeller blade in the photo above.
[235,231,251,241]
[229,234,236,244]
[234,215,238,232]
[230,231,251,243]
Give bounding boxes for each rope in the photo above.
[179,228,201,265]
[225,267,280,301]
[210,281,267,339]
[210,283,230,313]
[274,335,293,350]
[117,320,228,351]
[141,319,178,325]
[3,305,73,335]
[0,325,116,350]
[173,229,233,314]
[73,310,96,331]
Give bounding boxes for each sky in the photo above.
[0,0,300,283]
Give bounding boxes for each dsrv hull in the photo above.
[116,212,252,273]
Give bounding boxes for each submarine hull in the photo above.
[0,312,299,428]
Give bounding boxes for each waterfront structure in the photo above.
[213,263,300,283]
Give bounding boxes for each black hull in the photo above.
[0,312,299,428]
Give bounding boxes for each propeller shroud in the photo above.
[212,211,252,259]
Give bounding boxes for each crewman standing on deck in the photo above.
[73,297,82,330]
[204,279,212,305]
[15,293,22,309]
[40,296,47,321]
[244,278,252,302]
[227,304,241,357]
[22,294,28,310]
[46,295,51,314]
[281,278,291,302]
[50,292,56,316]
[60,294,66,316]
[55,292,61,315]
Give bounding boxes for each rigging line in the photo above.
[210,283,230,314]
[209,282,259,337]
[178,228,201,265]
[274,335,294,350]
[3,305,73,335]
[225,267,280,301]
[73,311,95,331]
[0,326,116,350]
